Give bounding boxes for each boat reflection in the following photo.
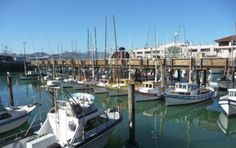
[217,112,236,135]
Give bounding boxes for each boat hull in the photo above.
[219,96,236,117]
[93,86,108,94]
[135,93,162,102]
[164,91,214,106]
[75,125,116,148]
[0,114,28,134]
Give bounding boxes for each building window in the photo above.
[200,48,210,52]
[219,42,229,46]
[137,52,143,54]
[191,49,197,52]
[145,51,151,54]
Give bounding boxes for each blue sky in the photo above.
[0,0,235,54]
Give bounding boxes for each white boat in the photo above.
[111,79,129,89]
[93,79,109,94]
[4,92,122,148]
[136,81,162,101]
[217,76,236,90]
[219,89,236,117]
[0,103,37,134]
[163,82,215,106]
[45,78,75,89]
[20,71,40,80]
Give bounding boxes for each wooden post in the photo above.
[160,59,165,90]
[203,70,207,86]
[233,70,235,88]
[177,69,181,82]
[196,70,200,85]
[125,83,138,148]
[224,58,228,76]
[189,58,192,83]
[7,72,14,107]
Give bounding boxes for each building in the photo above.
[130,42,188,59]
[130,35,236,59]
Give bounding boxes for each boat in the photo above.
[135,81,162,101]
[219,88,236,117]
[217,112,236,135]
[217,76,236,90]
[45,77,76,89]
[111,79,130,89]
[3,91,122,148]
[93,79,109,94]
[163,82,215,106]
[0,103,37,134]
[109,79,129,97]
[20,71,40,80]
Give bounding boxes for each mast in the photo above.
[94,27,97,61]
[113,15,119,87]
[104,17,107,60]
[23,42,27,75]
[87,29,90,59]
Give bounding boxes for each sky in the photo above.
[0,0,235,54]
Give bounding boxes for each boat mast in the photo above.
[113,15,119,88]
[232,23,236,88]
[104,17,107,60]
[94,27,97,80]
[23,42,27,75]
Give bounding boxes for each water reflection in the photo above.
[217,112,236,135]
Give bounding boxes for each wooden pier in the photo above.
[30,57,231,71]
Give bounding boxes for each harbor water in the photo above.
[0,73,236,148]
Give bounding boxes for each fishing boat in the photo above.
[163,82,215,106]
[217,76,236,90]
[135,81,162,101]
[93,79,109,94]
[0,103,37,134]
[4,91,122,148]
[19,71,40,80]
[219,89,236,117]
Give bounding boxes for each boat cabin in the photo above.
[228,89,236,98]
[142,81,159,89]
[174,83,199,93]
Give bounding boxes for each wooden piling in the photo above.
[189,58,192,83]
[125,83,138,148]
[203,70,207,86]
[7,72,14,107]
[160,59,165,90]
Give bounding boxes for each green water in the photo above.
[0,73,236,148]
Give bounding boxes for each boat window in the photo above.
[149,84,152,88]
[0,113,12,120]
[183,85,186,89]
[84,114,108,132]
[234,91,236,97]
[146,84,149,88]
